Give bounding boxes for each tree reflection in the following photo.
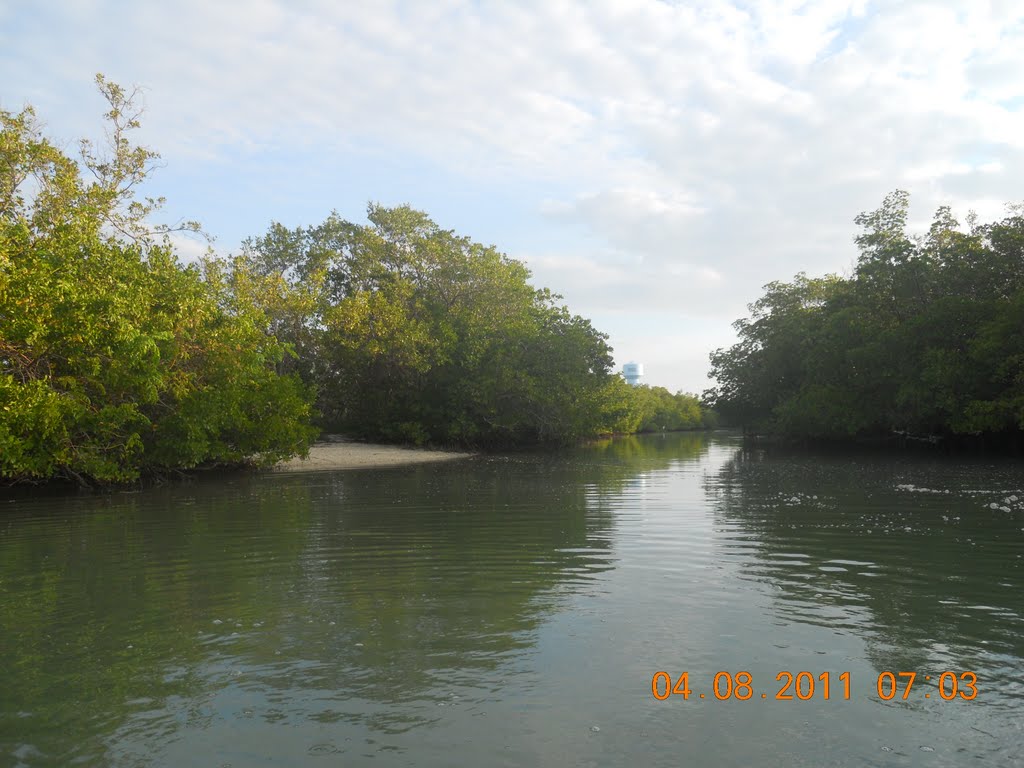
[0,438,712,762]
[705,445,1024,689]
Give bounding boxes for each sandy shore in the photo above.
[273,438,473,472]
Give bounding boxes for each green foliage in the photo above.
[237,205,641,446]
[706,192,1024,443]
[2,76,709,480]
[624,385,710,433]
[1,78,316,484]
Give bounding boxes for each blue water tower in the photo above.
[622,361,644,386]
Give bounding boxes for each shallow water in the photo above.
[2,432,1023,766]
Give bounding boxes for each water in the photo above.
[2,432,1023,767]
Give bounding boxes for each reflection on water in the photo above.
[1,432,1022,766]
[710,448,1024,671]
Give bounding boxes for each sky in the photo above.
[2,0,1023,395]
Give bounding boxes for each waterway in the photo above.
[2,432,1022,766]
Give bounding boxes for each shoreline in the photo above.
[272,438,474,473]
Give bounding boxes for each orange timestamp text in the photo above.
[651,671,978,701]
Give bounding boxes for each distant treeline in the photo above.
[706,190,1024,447]
[0,78,712,485]
[236,206,715,447]
[632,386,717,433]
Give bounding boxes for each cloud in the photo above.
[166,231,216,265]
[529,1,1024,308]
[2,0,1023,392]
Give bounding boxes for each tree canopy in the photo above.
[234,205,664,446]
[1,77,316,484]
[706,191,1024,445]
[2,77,714,484]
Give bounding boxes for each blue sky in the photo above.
[3,0,1023,394]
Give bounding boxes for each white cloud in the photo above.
[2,0,1023,392]
[166,232,216,265]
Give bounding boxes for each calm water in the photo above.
[2,432,1023,767]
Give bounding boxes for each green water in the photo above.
[2,433,1023,767]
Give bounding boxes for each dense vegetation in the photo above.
[233,209,713,445]
[1,78,316,483]
[631,386,716,433]
[1,78,713,484]
[706,191,1024,446]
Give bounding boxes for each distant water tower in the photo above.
[622,361,644,386]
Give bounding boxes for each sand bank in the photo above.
[273,438,473,472]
